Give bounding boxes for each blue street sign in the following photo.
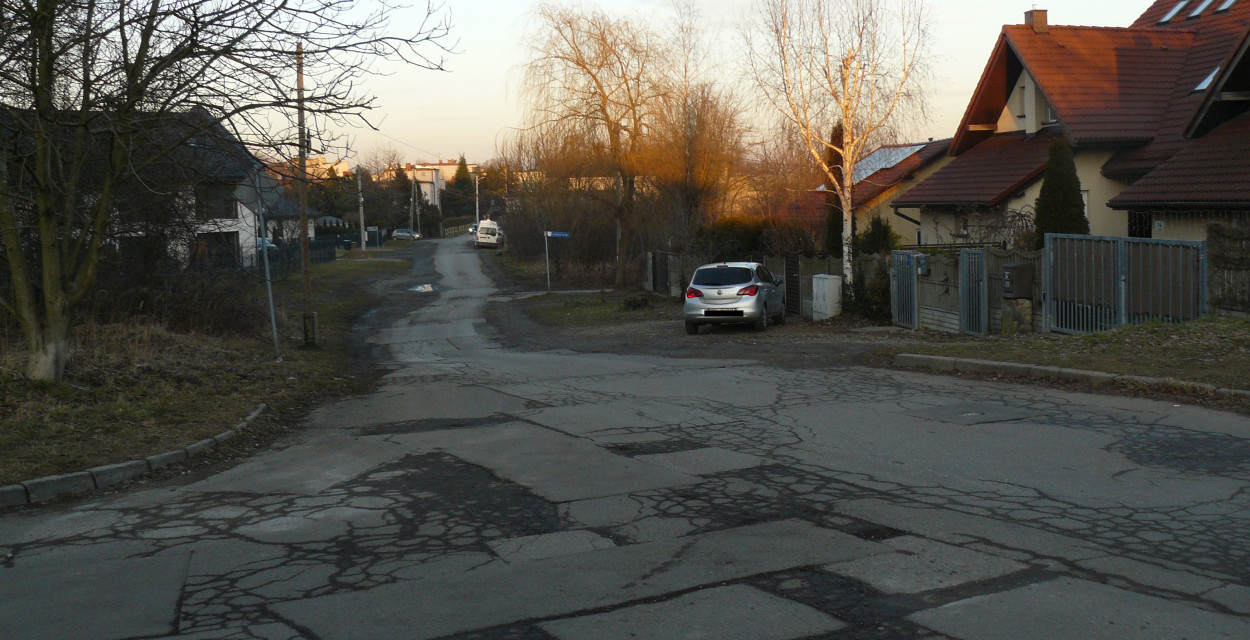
[546,231,570,238]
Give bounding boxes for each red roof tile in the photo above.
[1105,0,1250,178]
[1110,111,1250,208]
[774,139,952,224]
[891,131,1059,208]
[852,139,950,206]
[1004,25,1193,145]
[1133,0,1246,29]
[774,190,828,228]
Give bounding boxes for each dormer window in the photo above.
[1195,66,1220,92]
[1217,0,1237,11]
[1189,0,1216,17]
[1160,1,1190,22]
[1043,102,1058,124]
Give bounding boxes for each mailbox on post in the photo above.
[1002,262,1035,299]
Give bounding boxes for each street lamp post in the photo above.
[409,175,416,234]
[474,171,481,225]
[414,180,427,237]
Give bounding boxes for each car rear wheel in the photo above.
[754,306,769,331]
[685,321,699,335]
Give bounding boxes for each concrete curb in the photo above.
[892,355,1250,401]
[6,403,267,508]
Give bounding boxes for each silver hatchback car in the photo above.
[684,262,785,334]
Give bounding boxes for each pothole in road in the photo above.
[359,414,518,435]
[605,438,708,457]
[1112,431,1250,475]
[842,520,909,542]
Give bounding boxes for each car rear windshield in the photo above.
[692,267,752,286]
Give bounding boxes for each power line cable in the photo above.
[371,130,444,162]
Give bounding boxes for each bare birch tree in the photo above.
[747,0,930,287]
[0,0,453,381]
[521,4,668,289]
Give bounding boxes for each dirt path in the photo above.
[476,251,936,371]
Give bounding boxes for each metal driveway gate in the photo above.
[959,249,988,336]
[1045,234,1207,334]
[651,251,671,295]
[890,251,918,329]
[784,253,802,317]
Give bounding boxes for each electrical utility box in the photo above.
[812,274,843,320]
[1002,262,1036,299]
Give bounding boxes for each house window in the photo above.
[1081,190,1090,219]
[1042,101,1058,124]
[1189,0,1216,17]
[1217,0,1237,11]
[1128,211,1153,238]
[1195,67,1220,92]
[196,185,236,220]
[1160,1,1190,22]
[190,232,240,270]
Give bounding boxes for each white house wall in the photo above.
[998,70,1055,135]
[905,148,1130,246]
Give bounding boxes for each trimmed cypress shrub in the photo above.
[1033,136,1089,249]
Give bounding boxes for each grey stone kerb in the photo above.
[0,404,267,509]
[892,354,1250,401]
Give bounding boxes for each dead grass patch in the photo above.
[873,317,1250,391]
[0,254,407,486]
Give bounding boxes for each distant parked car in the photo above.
[683,262,785,334]
[474,219,503,249]
[392,228,420,241]
[256,238,279,252]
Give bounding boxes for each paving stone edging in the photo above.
[0,404,267,509]
[893,354,1250,401]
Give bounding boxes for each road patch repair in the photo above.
[4,238,1249,640]
[270,520,882,640]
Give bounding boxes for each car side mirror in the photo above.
[774,277,784,286]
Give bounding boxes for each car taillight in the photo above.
[737,285,759,296]
[686,287,703,298]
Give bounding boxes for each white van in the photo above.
[474,219,503,249]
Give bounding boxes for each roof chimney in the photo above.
[1025,9,1049,34]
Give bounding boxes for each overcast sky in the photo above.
[330,1,1146,165]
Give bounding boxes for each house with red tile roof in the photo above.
[774,138,951,244]
[892,2,1250,245]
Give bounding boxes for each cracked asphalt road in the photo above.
[2,236,1249,640]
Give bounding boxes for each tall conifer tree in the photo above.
[1033,137,1089,249]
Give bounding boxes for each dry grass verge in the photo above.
[0,255,408,487]
[873,317,1250,392]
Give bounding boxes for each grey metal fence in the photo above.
[1044,234,1207,334]
[959,250,988,336]
[783,254,802,316]
[890,251,919,329]
[1209,223,1250,316]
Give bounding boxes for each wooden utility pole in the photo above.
[357,167,366,248]
[297,43,317,345]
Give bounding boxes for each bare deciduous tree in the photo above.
[0,0,453,381]
[747,0,930,287]
[647,1,748,252]
[521,4,668,288]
